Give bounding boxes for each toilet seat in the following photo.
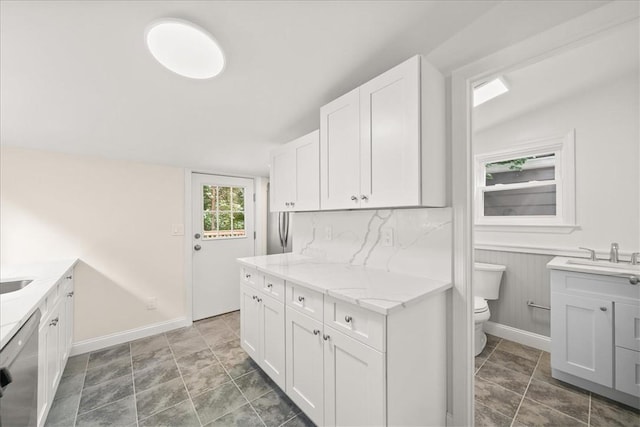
[474,297,489,314]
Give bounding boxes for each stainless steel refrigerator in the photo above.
[266,183,292,254]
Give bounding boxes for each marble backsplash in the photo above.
[291,208,452,281]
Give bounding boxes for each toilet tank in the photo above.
[474,262,506,300]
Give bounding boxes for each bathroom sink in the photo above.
[548,257,640,277]
[0,279,34,295]
[566,259,640,272]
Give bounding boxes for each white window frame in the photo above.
[474,130,577,232]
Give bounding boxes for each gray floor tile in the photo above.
[196,316,229,335]
[474,377,522,419]
[532,352,589,395]
[182,363,232,397]
[84,356,132,387]
[495,340,541,363]
[235,369,276,401]
[134,359,180,392]
[78,373,134,414]
[487,348,537,377]
[281,412,316,427]
[132,346,174,372]
[87,343,130,369]
[514,397,585,426]
[251,389,300,427]
[62,354,89,378]
[192,381,248,425]
[131,333,170,356]
[206,403,263,427]
[170,335,209,358]
[46,391,81,426]
[55,372,85,400]
[212,339,258,378]
[201,326,238,348]
[139,399,200,427]
[166,326,202,344]
[524,379,589,423]
[590,394,640,427]
[135,376,189,420]
[474,402,512,427]
[176,348,219,374]
[75,395,137,427]
[477,360,531,395]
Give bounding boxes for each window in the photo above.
[474,130,576,230]
[202,185,246,239]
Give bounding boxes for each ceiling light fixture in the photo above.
[473,77,509,107]
[145,19,225,79]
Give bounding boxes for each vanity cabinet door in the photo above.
[259,295,286,389]
[323,326,385,427]
[551,292,613,387]
[285,307,324,426]
[240,285,261,360]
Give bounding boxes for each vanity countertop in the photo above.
[1,259,78,349]
[237,253,451,315]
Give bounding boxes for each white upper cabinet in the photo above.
[320,55,446,210]
[270,130,320,212]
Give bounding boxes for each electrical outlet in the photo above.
[146,297,158,310]
[381,228,394,247]
[171,224,184,236]
[325,226,332,240]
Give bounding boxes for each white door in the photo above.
[259,295,286,389]
[323,326,385,427]
[551,292,613,386]
[360,55,421,208]
[192,173,255,320]
[285,307,324,426]
[320,88,361,210]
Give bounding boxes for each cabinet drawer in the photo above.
[286,283,323,322]
[262,275,285,303]
[240,267,263,290]
[615,302,640,352]
[615,347,640,397]
[324,296,386,352]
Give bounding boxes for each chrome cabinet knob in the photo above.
[323,334,330,341]
[298,296,305,302]
[350,195,358,201]
[67,291,74,298]
[267,283,273,289]
[360,195,368,201]
[194,244,202,251]
[630,276,639,285]
[290,201,295,207]
[245,274,251,279]
[252,295,257,300]
[65,275,73,280]
[49,317,59,326]
[344,315,352,323]
[600,307,608,312]
[313,329,320,335]
[285,202,290,207]
[257,297,262,303]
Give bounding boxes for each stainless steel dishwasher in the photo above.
[0,310,40,427]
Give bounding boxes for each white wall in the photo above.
[474,72,640,255]
[0,147,185,341]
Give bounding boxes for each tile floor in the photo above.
[46,311,315,427]
[475,334,640,427]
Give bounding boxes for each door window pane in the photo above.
[202,185,246,239]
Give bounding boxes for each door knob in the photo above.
[194,233,201,239]
[194,244,202,251]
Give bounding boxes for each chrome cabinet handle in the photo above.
[323,334,330,341]
[298,296,305,302]
[290,201,295,207]
[285,202,290,207]
[313,329,320,335]
[350,195,358,201]
[630,276,639,285]
[360,195,368,201]
[67,291,74,298]
[344,315,352,323]
[600,307,608,312]
[257,297,262,303]
[267,283,273,289]
[252,295,257,300]
[65,275,73,280]
[245,274,251,279]
[50,317,59,326]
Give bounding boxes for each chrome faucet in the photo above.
[579,247,597,261]
[609,243,619,263]
[631,252,639,265]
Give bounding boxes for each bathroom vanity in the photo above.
[237,253,450,426]
[548,257,640,408]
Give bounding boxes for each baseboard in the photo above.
[484,321,551,352]
[70,317,191,356]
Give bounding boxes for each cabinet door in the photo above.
[320,88,361,210]
[293,130,320,211]
[37,321,49,427]
[259,295,286,389]
[551,292,613,386]
[323,326,385,427]
[285,307,324,426]
[360,55,421,208]
[240,285,261,360]
[64,278,74,361]
[270,147,296,212]
[46,303,62,410]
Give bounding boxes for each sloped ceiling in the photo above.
[0,1,608,176]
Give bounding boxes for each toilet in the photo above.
[474,262,506,356]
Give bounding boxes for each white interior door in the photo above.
[192,173,255,320]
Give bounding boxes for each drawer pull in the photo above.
[67,292,74,298]
[630,276,639,285]
[267,283,273,289]
[49,317,59,326]
[323,334,330,341]
[344,315,352,323]
[252,295,257,300]
[600,307,608,312]
[257,297,262,303]
[65,275,73,280]
[245,274,251,279]
[313,329,320,335]
[298,296,305,302]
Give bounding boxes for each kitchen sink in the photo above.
[0,279,34,295]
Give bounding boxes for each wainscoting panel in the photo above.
[475,249,554,337]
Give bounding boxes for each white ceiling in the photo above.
[473,21,640,132]
[0,1,608,176]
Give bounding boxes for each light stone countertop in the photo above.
[1,259,78,349]
[237,253,451,315]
